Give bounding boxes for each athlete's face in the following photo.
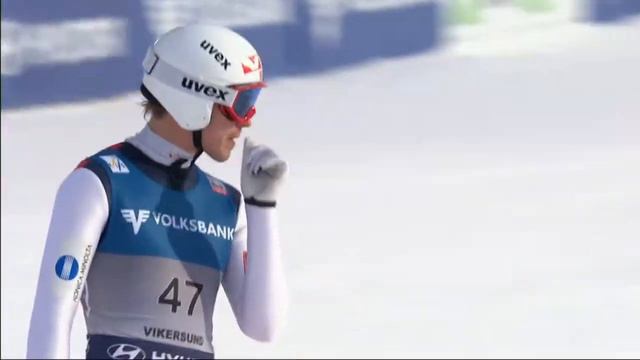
[201,104,249,162]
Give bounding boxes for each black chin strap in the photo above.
[191,130,204,167]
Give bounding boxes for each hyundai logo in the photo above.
[106,343,146,359]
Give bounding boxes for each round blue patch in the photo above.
[54,255,79,280]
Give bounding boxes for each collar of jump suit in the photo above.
[126,125,194,169]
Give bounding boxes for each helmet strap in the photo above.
[191,130,204,167]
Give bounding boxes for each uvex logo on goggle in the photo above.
[200,40,231,70]
[181,77,228,101]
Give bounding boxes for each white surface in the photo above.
[1,18,128,76]
[2,18,640,359]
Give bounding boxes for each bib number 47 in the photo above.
[158,277,203,316]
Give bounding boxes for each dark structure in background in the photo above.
[2,0,638,109]
[0,0,441,109]
[589,0,640,22]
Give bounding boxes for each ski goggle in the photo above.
[142,48,265,127]
[218,82,265,127]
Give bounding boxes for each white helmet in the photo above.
[141,24,265,131]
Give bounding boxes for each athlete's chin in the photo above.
[207,149,231,162]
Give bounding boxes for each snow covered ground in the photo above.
[2,17,640,359]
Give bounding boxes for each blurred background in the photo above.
[3,0,640,109]
[2,0,640,359]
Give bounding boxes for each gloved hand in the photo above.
[241,137,288,206]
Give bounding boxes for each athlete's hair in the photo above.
[142,96,168,120]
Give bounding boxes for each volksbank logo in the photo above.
[121,209,150,235]
[121,209,234,240]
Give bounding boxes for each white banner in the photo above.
[142,0,295,38]
[1,18,128,76]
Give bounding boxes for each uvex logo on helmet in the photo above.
[181,77,228,101]
[200,40,231,70]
